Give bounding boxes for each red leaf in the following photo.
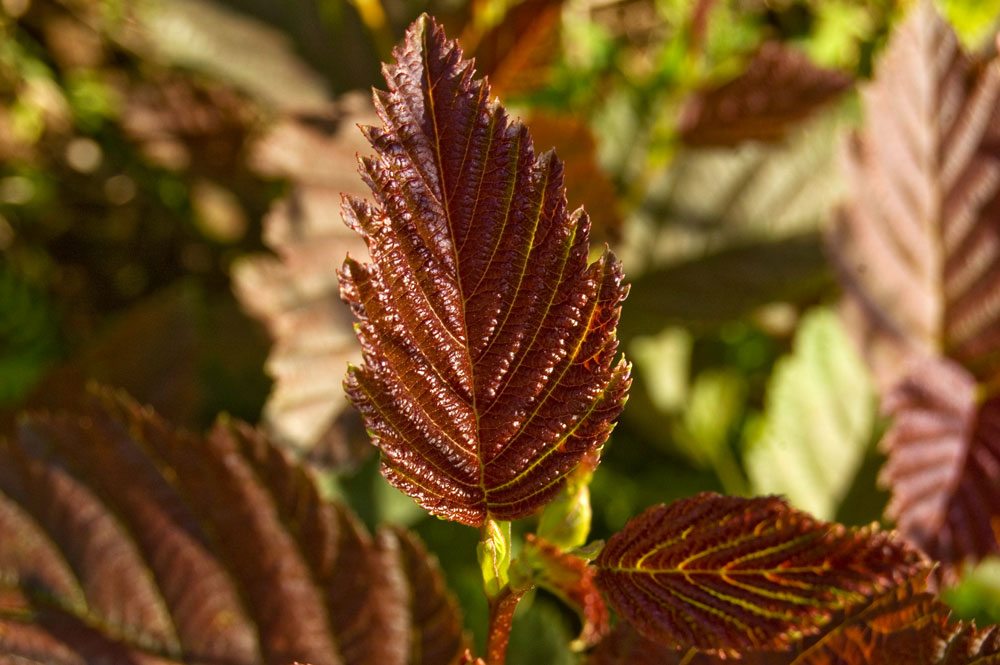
[828,0,1000,583]
[829,2,1000,391]
[594,493,927,654]
[0,389,467,665]
[679,42,852,147]
[340,15,630,525]
[878,357,1000,582]
[522,534,610,648]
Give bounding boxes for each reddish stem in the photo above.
[485,585,528,665]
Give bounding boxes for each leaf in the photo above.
[878,357,1000,583]
[0,389,467,665]
[621,233,831,335]
[460,0,564,98]
[828,1,1000,391]
[594,493,927,654]
[234,93,376,468]
[521,534,610,649]
[678,41,853,147]
[339,16,631,526]
[523,111,623,248]
[828,0,1000,583]
[745,308,877,520]
[588,579,1000,665]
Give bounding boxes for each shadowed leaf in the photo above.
[461,0,564,98]
[339,16,630,525]
[828,2,1000,577]
[521,534,610,649]
[594,493,927,654]
[746,308,877,520]
[878,357,1000,584]
[678,41,852,147]
[0,389,466,665]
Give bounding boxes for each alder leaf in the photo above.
[678,41,853,147]
[235,94,376,468]
[339,15,631,526]
[745,308,877,520]
[0,389,467,665]
[828,2,1000,576]
[829,1,1000,391]
[878,357,1000,583]
[594,493,927,654]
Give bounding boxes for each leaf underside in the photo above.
[339,15,630,526]
[830,2,1000,389]
[828,2,1000,575]
[678,41,852,147]
[594,493,927,654]
[0,390,466,665]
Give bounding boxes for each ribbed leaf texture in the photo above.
[829,1,1000,390]
[587,579,1000,665]
[0,389,466,665]
[678,42,852,147]
[878,357,1000,583]
[828,1,1000,577]
[594,493,927,654]
[339,15,630,525]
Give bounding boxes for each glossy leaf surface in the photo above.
[829,1,1000,390]
[340,16,630,525]
[594,493,926,653]
[0,390,466,665]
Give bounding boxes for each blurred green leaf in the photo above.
[630,326,692,413]
[744,308,876,520]
[620,232,831,336]
[0,264,61,407]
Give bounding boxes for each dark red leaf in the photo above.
[340,15,630,525]
[679,42,852,147]
[0,389,466,665]
[594,493,927,654]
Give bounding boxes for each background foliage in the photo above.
[3,0,1000,662]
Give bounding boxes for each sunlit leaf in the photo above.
[594,493,927,654]
[829,1,1000,391]
[678,42,852,147]
[828,2,1000,576]
[340,16,630,525]
[746,308,877,520]
[524,111,623,248]
[0,389,467,665]
[234,94,376,468]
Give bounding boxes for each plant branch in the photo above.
[485,584,529,665]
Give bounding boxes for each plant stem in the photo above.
[485,585,527,665]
